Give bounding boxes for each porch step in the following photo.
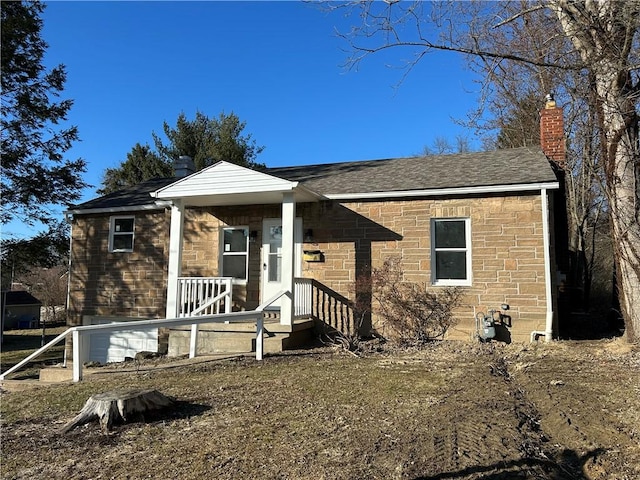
[167,319,314,356]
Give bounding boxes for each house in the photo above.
[1,290,42,331]
[66,99,566,356]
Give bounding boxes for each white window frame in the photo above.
[430,217,472,286]
[220,226,249,284]
[109,216,135,253]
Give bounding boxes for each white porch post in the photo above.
[280,192,295,326]
[166,199,185,319]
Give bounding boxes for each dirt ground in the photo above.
[1,338,639,480]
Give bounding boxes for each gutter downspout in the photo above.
[532,187,554,342]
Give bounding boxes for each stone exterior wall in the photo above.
[294,194,551,344]
[183,193,552,343]
[68,210,170,326]
[69,190,555,344]
[183,204,282,309]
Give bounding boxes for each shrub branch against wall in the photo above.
[368,256,464,345]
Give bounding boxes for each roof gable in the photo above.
[152,161,300,200]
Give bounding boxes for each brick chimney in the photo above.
[540,93,566,167]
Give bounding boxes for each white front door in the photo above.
[261,218,302,308]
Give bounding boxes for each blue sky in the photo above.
[6,1,483,239]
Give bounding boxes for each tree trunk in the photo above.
[607,117,640,342]
[551,1,640,342]
[595,67,640,342]
[62,389,174,433]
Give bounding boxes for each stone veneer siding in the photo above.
[67,209,170,326]
[69,191,554,344]
[294,194,551,343]
[187,193,552,344]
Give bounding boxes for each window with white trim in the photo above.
[431,218,471,285]
[221,227,249,282]
[109,216,135,252]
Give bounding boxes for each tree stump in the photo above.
[62,389,174,433]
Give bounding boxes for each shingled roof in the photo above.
[2,291,42,306]
[70,147,557,211]
[268,147,557,196]
[69,177,176,212]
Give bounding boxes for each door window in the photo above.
[267,225,282,282]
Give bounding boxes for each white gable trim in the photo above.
[152,161,300,199]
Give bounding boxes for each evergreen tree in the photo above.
[1,1,86,225]
[98,143,172,195]
[98,111,265,194]
[152,111,265,171]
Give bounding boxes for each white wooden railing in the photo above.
[294,277,313,318]
[0,290,293,383]
[178,277,232,317]
[295,278,355,334]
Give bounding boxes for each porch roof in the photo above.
[151,161,324,206]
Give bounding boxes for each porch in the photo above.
[169,276,356,356]
[152,161,327,330]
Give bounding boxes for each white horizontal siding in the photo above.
[155,161,296,199]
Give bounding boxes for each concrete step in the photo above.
[38,363,101,383]
[168,319,315,356]
[39,365,74,383]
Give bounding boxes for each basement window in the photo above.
[431,218,471,286]
[109,216,135,253]
[221,227,249,282]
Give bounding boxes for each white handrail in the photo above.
[256,290,289,312]
[178,276,233,317]
[179,277,232,354]
[2,311,264,383]
[254,289,289,361]
[2,290,295,383]
[189,283,231,352]
[190,289,232,316]
[0,330,70,381]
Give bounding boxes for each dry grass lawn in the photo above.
[1,333,639,480]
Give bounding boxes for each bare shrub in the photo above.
[369,256,464,345]
[319,320,364,356]
[318,292,368,356]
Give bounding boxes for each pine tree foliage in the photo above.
[1,1,86,225]
[152,111,265,172]
[98,143,172,195]
[98,111,265,193]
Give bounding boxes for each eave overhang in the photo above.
[323,181,560,201]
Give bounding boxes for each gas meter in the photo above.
[475,304,510,342]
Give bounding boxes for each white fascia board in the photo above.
[154,182,299,200]
[66,201,172,216]
[324,182,559,200]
